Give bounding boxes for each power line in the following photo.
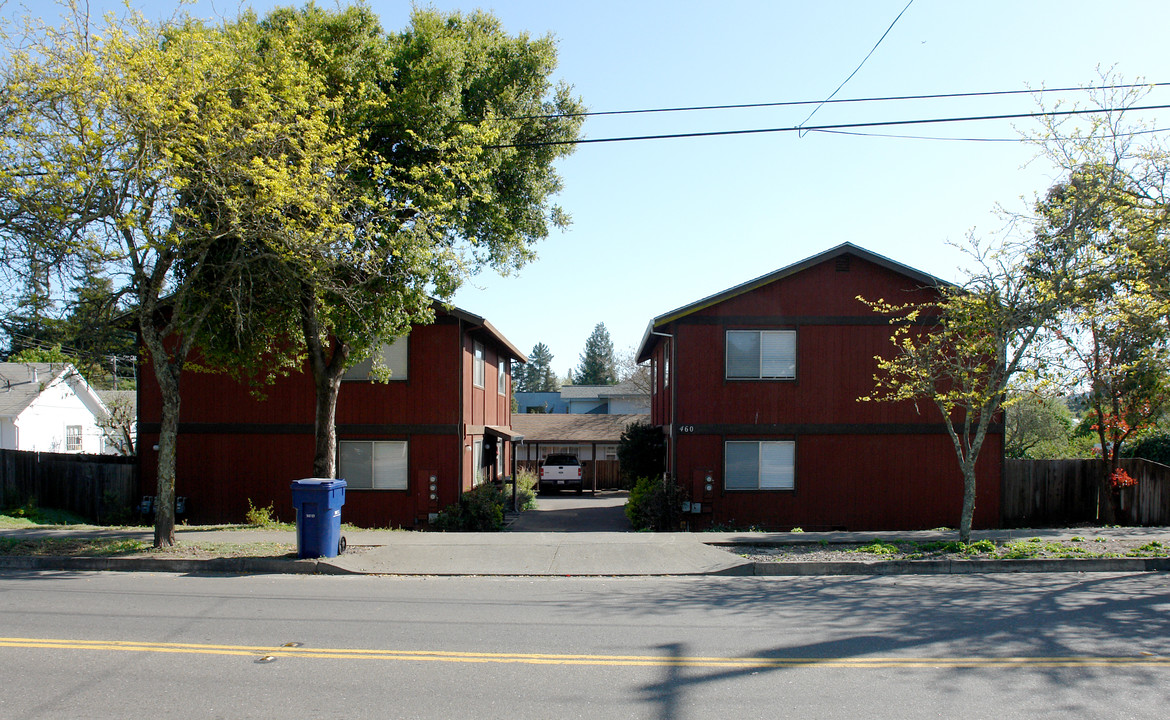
[811,125,1170,143]
[489,103,1170,149]
[799,0,915,134]
[516,82,1170,121]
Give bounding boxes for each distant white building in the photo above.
[0,363,114,454]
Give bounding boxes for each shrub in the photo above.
[1122,430,1170,465]
[433,483,506,532]
[963,539,997,555]
[624,476,688,531]
[617,422,665,488]
[852,540,900,555]
[514,470,538,511]
[244,499,277,527]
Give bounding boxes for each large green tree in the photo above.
[1023,77,1170,522]
[517,342,559,392]
[196,6,584,478]
[1004,388,1075,459]
[574,322,617,385]
[0,5,351,545]
[1028,166,1170,522]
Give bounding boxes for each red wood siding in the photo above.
[654,251,1003,531]
[679,432,1002,531]
[138,313,519,527]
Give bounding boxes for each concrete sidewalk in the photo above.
[2,525,1169,576]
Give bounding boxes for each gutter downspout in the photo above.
[650,330,676,481]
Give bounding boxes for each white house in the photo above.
[0,363,113,454]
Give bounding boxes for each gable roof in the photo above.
[510,413,648,444]
[437,302,528,363]
[636,242,951,362]
[0,363,84,417]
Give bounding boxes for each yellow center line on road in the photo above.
[0,637,1166,669]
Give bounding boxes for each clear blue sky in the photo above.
[21,1,1170,377]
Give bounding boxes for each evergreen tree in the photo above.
[2,256,68,358]
[520,342,559,391]
[61,253,136,386]
[574,322,617,385]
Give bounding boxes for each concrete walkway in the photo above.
[2,524,1169,576]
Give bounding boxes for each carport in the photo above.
[510,413,647,491]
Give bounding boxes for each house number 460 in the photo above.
[679,425,695,434]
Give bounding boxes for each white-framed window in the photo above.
[65,425,82,452]
[343,337,409,381]
[498,358,507,395]
[472,439,484,484]
[651,358,657,396]
[339,440,408,490]
[473,341,485,388]
[726,330,796,379]
[725,440,795,490]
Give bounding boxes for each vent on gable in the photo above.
[835,255,851,272]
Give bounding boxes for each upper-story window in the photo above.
[498,358,507,395]
[726,330,796,379]
[343,337,408,381]
[473,341,485,388]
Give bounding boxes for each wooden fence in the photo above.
[0,449,138,524]
[518,460,625,490]
[1002,458,1170,527]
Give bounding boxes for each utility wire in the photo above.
[518,82,1170,121]
[813,125,1170,143]
[799,0,915,135]
[488,103,1170,149]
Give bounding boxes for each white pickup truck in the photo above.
[539,454,584,493]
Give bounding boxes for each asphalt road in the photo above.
[1,570,1168,719]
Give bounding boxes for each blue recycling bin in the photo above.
[290,479,347,559]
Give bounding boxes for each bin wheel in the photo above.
[338,536,347,555]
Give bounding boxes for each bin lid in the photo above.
[290,478,347,490]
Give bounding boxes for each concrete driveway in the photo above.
[509,490,632,532]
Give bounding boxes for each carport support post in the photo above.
[591,442,598,492]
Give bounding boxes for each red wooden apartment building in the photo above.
[137,304,525,528]
[635,243,1003,531]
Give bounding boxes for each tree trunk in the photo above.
[154,385,179,547]
[959,462,977,545]
[1094,424,1119,525]
[300,282,348,479]
[142,325,182,548]
[311,369,343,478]
[1098,456,1119,526]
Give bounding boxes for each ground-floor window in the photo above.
[339,440,408,490]
[473,439,484,484]
[725,440,795,490]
